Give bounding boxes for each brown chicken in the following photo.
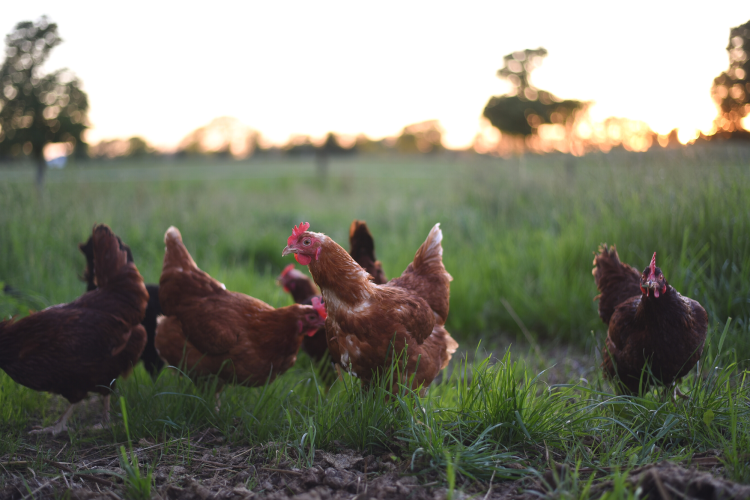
[593,245,708,396]
[79,236,164,377]
[348,220,388,285]
[0,225,148,435]
[277,219,389,362]
[282,222,457,391]
[155,226,327,388]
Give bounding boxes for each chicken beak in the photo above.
[281,245,297,257]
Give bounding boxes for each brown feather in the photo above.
[592,244,642,325]
[0,225,148,405]
[155,226,325,387]
[297,223,457,391]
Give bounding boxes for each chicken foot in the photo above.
[91,394,111,431]
[29,402,78,436]
[672,383,689,402]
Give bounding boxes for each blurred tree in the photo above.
[483,48,584,143]
[89,136,154,159]
[283,135,316,156]
[127,136,153,157]
[711,20,750,138]
[0,17,89,186]
[395,120,444,153]
[314,132,354,176]
[177,117,258,159]
[354,133,389,154]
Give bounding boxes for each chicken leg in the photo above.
[91,394,111,431]
[29,403,78,436]
[672,383,689,401]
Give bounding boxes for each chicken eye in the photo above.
[303,238,312,246]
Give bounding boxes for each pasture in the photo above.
[1,146,749,498]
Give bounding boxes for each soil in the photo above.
[1,430,748,500]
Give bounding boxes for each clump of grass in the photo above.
[117,397,152,500]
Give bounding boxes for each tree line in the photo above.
[1,17,749,186]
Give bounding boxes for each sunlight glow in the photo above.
[2,1,749,152]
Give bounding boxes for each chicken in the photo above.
[348,220,388,285]
[155,226,327,388]
[277,219,389,362]
[0,225,148,435]
[79,236,164,378]
[277,264,329,362]
[282,222,458,391]
[593,246,708,396]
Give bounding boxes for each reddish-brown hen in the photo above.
[282,222,457,392]
[79,235,164,378]
[0,224,148,435]
[155,226,326,388]
[593,245,708,395]
[277,219,389,362]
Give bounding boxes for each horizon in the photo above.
[3,1,750,151]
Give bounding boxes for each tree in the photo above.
[0,17,89,186]
[89,136,154,159]
[395,120,444,153]
[711,20,750,137]
[483,48,584,143]
[314,132,354,176]
[177,117,258,159]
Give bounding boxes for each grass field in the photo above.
[1,146,749,498]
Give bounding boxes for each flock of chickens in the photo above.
[0,222,707,435]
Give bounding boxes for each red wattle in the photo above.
[295,253,312,265]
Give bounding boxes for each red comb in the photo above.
[287,222,310,246]
[311,296,327,320]
[280,263,295,278]
[649,252,657,278]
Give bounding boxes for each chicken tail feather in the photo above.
[349,220,376,259]
[412,223,452,281]
[163,226,199,272]
[349,220,388,284]
[91,224,131,287]
[593,244,642,325]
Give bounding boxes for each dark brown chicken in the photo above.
[155,226,326,388]
[348,220,388,285]
[593,245,708,395]
[277,219,389,362]
[0,225,148,435]
[79,236,164,377]
[282,222,457,392]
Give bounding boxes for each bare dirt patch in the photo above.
[2,429,748,500]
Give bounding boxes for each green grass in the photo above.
[0,320,747,494]
[1,146,750,496]
[1,147,748,357]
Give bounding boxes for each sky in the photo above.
[3,1,750,150]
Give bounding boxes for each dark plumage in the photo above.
[593,245,708,395]
[79,235,164,377]
[0,224,148,434]
[348,220,387,285]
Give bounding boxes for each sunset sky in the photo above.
[4,1,750,150]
